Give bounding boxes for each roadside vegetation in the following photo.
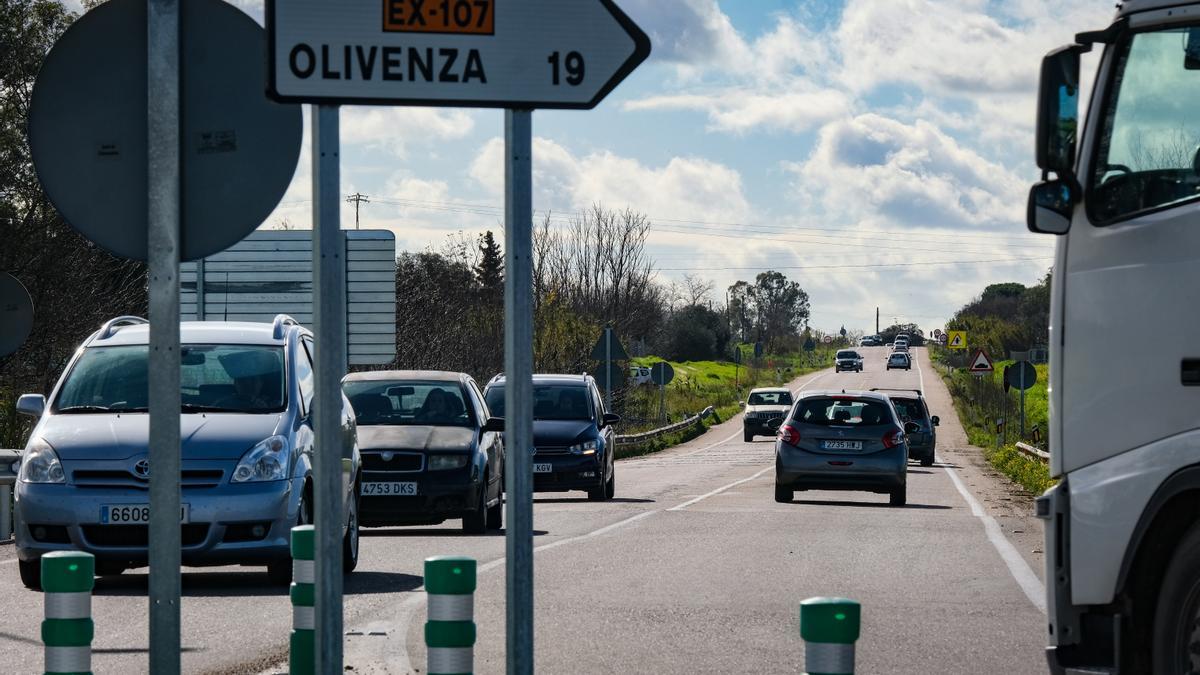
[933,276,1056,494]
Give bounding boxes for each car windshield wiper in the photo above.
[56,405,115,414]
[180,404,245,414]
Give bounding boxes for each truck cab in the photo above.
[1030,2,1200,672]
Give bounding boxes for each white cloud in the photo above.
[627,89,851,134]
[340,108,476,158]
[619,0,751,70]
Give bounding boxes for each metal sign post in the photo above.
[504,108,535,675]
[312,104,347,673]
[146,0,182,671]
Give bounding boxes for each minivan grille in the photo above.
[82,524,209,548]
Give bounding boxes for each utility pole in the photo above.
[875,307,879,336]
[346,192,369,229]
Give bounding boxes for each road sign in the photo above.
[822,335,833,344]
[1003,361,1037,391]
[29,0,303,261]
[593,361,625,392]
[968,349,994,374]
[732,347,742,364]
[180,230,397,365]
[0,273,34,358]
[267,0,651,109]
[590,327,629,362]
[650,361,674,386]
[754,341,764,358]
[947,331,967,350]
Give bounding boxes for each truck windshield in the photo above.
[1091,27,1200,222]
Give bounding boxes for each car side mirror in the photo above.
[931,416,940,426]
[1027,179,1075,235]
[16,394,45,418]
[767,417,783,431]
[602,413,621,427]
[904,421,921,434]
[1036,45,1080,173]
[484,416,505,433]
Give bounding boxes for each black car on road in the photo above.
[872,388,939,466]
[485,374,619,501]
[342,371,505,534]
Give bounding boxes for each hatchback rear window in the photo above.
[794,398,893,426]
[891,398,926,422]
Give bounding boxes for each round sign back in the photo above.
[29,0,302,261]
[650,362,675,386]
[0,273,35,358]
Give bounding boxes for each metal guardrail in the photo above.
[1015,442,1050,463]
[615,406,715,447]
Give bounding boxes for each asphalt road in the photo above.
[0,347,1049,673]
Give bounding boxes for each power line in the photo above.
[346,193,370,230]
[656,256,1053,271]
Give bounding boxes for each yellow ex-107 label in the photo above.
[383,0,495,35]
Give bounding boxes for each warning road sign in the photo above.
[947,331,967,350]
[968,349,994,374]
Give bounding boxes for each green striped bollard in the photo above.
[800,597,860,675]
[42,551,95,675]
[425,556,476,675]
[289,525,315,675]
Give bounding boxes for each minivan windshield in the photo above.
[343,380,473,427]
[55,344,286,413]
[1091,27,1200,222]
[485,384,594,421]
[748,391,793,406]
[794,398,893,427]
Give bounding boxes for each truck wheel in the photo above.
[18,559,42,591]
[1153,521,1200,674]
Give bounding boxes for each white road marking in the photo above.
[914,348,1047,614]
[667,467,773,511]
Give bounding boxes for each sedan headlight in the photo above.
[19,438,65,484]
[427,454,470,471]
[232,435,289,483]
[569,439,599,456]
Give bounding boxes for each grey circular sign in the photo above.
[29,0,302,261]
[650,361,674,386]
[0,273,35,358]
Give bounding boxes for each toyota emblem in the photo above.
[133,459,150,478]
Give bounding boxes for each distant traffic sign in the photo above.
[1004,361,1037,391]
[593,362,625,392]
[267,0,651,109]
[947,331,967,350]
[590,327,629,362]
[822,335,833,344]
[0,273,34,358]
[968,349,994,374]
[650,362,674,386]
[29,0,302,261]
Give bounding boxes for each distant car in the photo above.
[743,387,794,442]
[886,352,911,370]
[484,374,619,500]
[834,350,864,373]
[895,333,910,343]
[342,370,505,534]
[13,315,361,589]
[773,390,918,506]
[629,366,653,387]
[872,388,939,466]
[894,343,909,353]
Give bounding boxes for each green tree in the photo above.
[474,230,503,292]
[751,270,810,350]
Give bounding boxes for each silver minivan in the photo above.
[13,315,360,589]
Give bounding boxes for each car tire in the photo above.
[462,482,488,534]
[774,480,793,504]
[268,484,311,585]
[890,485,907,507]
[604,469,615,500]
[920,454,935,467]
[18,559,42,591]
[744,430,753,442]
[342,487,360,574]
[1152,521,1200,674]
[95,560,126,577]
[486,494,503,531]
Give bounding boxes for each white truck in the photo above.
[1030,2,1200,673]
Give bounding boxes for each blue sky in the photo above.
[59,0,1116,335]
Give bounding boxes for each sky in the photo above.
[59,0,1118,335]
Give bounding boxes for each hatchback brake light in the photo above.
[882,429,904,449]
[779,424,801,446]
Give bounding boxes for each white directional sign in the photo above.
[266,0,651,109]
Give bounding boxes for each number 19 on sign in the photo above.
[548,51,584,86]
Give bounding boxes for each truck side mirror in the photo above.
[1036,46,1081,174]
[1027,179,1075,234]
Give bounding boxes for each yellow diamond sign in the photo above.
[947,331,967,350]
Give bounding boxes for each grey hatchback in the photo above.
[773,390,918,506]
[13,315,361,589]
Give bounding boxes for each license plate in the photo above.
[533,463,553,473]
[100,504,190,524]
[822,440,863,450]
[362,481,418,496]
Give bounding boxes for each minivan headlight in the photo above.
[232,435,289,483]
[427,454,470,471]
[569,439,599,456]
[19,438,66,484]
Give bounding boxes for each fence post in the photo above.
[800,597,860,675]
[425,556,476,675]
[290,525,315,675]
[42,551,95,675]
